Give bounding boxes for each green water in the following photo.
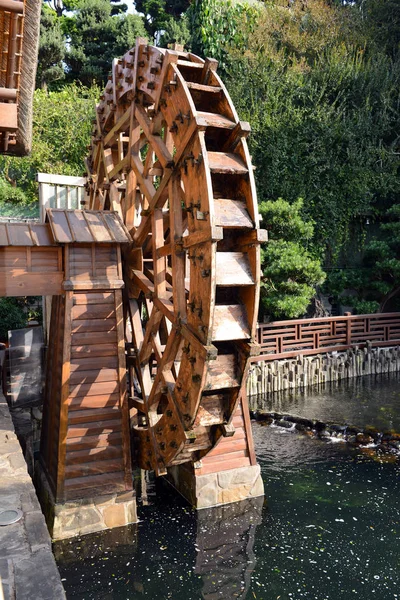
[55,389,400,599]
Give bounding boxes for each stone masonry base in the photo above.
[34,463,137,540]
[166,463,264,509]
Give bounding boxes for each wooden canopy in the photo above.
[0,0,41,154]
[0,210,132,246]
[46,209,132,244]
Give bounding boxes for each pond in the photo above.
[55,377,400,600]
[249,373,400,432]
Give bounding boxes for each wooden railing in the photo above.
[254,313,400,362]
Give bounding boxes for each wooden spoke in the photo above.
[87,40,266,474]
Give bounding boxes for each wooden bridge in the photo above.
[254,313,400,362]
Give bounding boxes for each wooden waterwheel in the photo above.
[86,40,266,477]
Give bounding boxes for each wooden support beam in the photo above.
[103,106,131,147]
[0,87,17,100]
[0,0,24,14]
[182,227,223,249]
[0,102,17,132]
[135,104,174,168]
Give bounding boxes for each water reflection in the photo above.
[54,482,263,600]
[194,498,263,599]
[250,373,400,431]
[53,524,138,599]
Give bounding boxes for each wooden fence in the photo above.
[254,313,400,362]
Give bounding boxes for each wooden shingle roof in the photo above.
[46,209,132,244]
[0,211,132,246]
[0,222,56,246]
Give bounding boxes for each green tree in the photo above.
[361,0,400,58]
[62,0,146,86]
[259,198,326,320]
[188,0,260,68]
[134,0,190,39]
[225,5,400,263]
[36,4,66,89]
[159,12,191,48]
[0,84,99,217]
[0,299,28,342]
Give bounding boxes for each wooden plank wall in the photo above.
[69,244,119,281]
[62,289,131,500]
[196,398,256,476]
[39,245,132,503]
[0,246,63,296]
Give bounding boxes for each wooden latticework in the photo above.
[87,40,267,476]
[255,313,400,361]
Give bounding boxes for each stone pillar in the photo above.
[165,396,264,509]
[35,463,137,540]
[166,462,264,509]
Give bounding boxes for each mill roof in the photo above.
[0,210,132,245]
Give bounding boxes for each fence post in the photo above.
[345,313,351,347]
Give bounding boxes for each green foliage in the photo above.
[259,198,326,320]
[0,299,28,342]
[352,299,379,315]
[25,0,400,320]
[37,4,66,89]
[188,0,260,68]
[65,0,147,86]
[159,13,191,48]
[361,0,400,58]
[325,203,400,311]
[135,0,190,39]
[227,46,400,262]
[0,179,35,219]
[0,84,99,213]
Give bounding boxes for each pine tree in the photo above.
[66,0,147,86]
[36,4,66,89]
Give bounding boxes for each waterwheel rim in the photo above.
[87,40,265,476]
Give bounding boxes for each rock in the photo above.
[376,453,398,464]
[196,483,218,508]
[359,447,376,458]
[218,484,252,505]
[295,423,307,432]
[276,420,292,429]
[318,430,331,440]
[329,424,347,433]
[304,430,315,438]
[347,426,363,435]
[356,433,374,445]
[9,452,28,471]
[24,511,52,553]
[314,421,326,432]
[256,412,273,424]
[14,548,66,600]
[284,415,313,428]
[102,504,128,529]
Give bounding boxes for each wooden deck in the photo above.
[254,313,400,362]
